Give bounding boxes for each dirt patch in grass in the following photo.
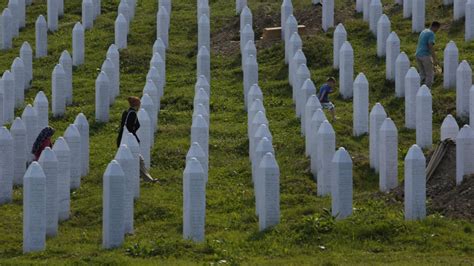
[391,141,474,222]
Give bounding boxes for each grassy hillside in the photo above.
[0,0,473,264]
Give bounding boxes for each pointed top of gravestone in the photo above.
[243,24,253,34]
[102,58,114,70]
[22,104,36,117]
[380,118,397,132]
[12,57,24,69]
[52,137,70,152]
[405,144,425,161]
[259,152,279,170]
[36,14,46,24]
[312,108,327,122]
[293,49,306,61]
[196,75,209,87]
[249,98,265,113]
[282,0,293,7]
[296,64,310,76]
[115,144,134,160]
[147,66,160,80]
[332,147,352,164]
[187,142,205,159]
[116,13,127,23]
[73,22,84,31]
[457,125,474,139]
[97,71,110,82]
[0,127,13,140]
[370,103,387,116]
[441,114,459,130]
[445,40,458,52]
[105,160,125,177]
[74,113,89,127]
[64,124,80,138]
[406,67,420,79]
[154,38,166,50]
[151,52,164,64]
[144,79,158,93]
[306,94,322,108]
[138,108,151,123]
[60,50,72,62]
[38,147,58,163]
[396,52,409,63]
[387,31,400,42]
[192,114,208,128]
[340,41,353,52]
[2,70,13,81]
[25,161,46,179]
[416,85,432,98]
[255,123,272,140]
[198,46,210,56]
[378,14,390,25]
[252,111,269,125]
[11,117,26,131]
[244,40,256,52]
[335,23,347,34]
[286,14,297,26]
[318,120,335,135]
[141,93,154,106]
[196,88,209,100]
[371,0,382,6]
[245,54,257,66]
[302,79,317,93]
[458,60,472,72]
[256,137,274,154]
[198,13,209,25]
[2,8,12,18]
[241,5,252,17]
[122,133,138,149]
[290,32,302,43]
[249,84,263,96]
[354,73,368,85]
[53,64,65,75]
[184,157,204,174]
[21,42,32,53]
[194,103,208,117]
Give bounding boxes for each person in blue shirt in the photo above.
[317,77,337,121]
[415,21,441,88]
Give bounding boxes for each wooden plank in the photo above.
[261,25,306,41]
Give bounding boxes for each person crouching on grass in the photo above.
[317,77,337,121]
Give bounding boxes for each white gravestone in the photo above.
[456,125,474,185]
[291,50,306,88]
[52,137,70,221]
[356,0,363,12]
[457,60,472,118]
[183,157,206,242]
[157,6,170,48]
[47,0,58,32]
[12,57,25,108]
[244,55,258,109]
[254,138,274,216]
[118,1,131,28]
[82,0,94,29]
[236,0,247,14]
[454,0,467,20]
[333,24,347,69]
[2,71,15,123]
[412,0,425,33]
[288,33,302,82]
[197,46,210,84]
[74,113,89,176]
[250,111,268,156]
[252,124,273,167]
[143,80,160,126]
[405,67,420,128]
[195,76,210,100]
[107,45,120,97]
[416,85,432,149]
[284,15,298,64]
[294,64,310,104]
[395,52,410,98]
[441,114,459,141]
[281,0,293,41]
[18,0,26,28]
[467,0,474,41]
[58,0,63,17]
[316,121,335,196]
[194,88,209,115]
[187,142,208,183]
[369,0,382,34]
[101,59,116,105]
[73,22,85,66]
[404,144,426,221]
[444,41,458,89]
[34,91,48,132]
[122,133,140,200]
[59,51,73,105]
[23,162,46,253]
[0,127,14,204]
[247,84,263,117]
[20,42,33,89]
[299,79,317,127]
[11,118,26,185]
[0,9,13,50]
[22,105,37,161]
[240,6,252,35]
[153,38,166,62]
[248,99,265,137]
[52,64,66,117]
[95,71,110,122]
[241,24,254,55]
[377,14,390,57]
[141,94,156,143]
[322,0,334,32]
[193,104,209,130]
[353,73,369,136]
[310,109,327,177]
[102,160,125,249]
[64,124,81,189]
[38,147,58,237]
[363,0,370,22]
[147,67,163,97]
[379,118,398,192]
[339,41,354,99]
[115,14,128,49]
[403,0,412,18]
[8,0,19,38]
[137,109,152,169]
[191,114,209,158]
[258,152,280,231]
[35,15,47,58]
[369,103,387,172]
[386,32,400,81]
[114,145,134,234]
[150,52,165,89]
[304,94,322,143]
[197,1,209,24]
[198,14,210,52]
[331,147,353,220]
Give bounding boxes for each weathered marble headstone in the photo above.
[369,0,382,34]
[316,120,335,196]
[187,142,208,183]
[197,46,210,84]
[291,50,306,87]
[369,103,387,172]
[303,94,321,139]
[395,52,410,98]
[64,124,81,189]
[35,15,47,58]
[294,64,310,104]
[339,41,354,99]
[386,32,400,81]
[456,125,474,185]
[284,15,298,64]
[250,111,268,155]
[376,15,390,58]
[47,0,58,32]
[95,71,110,122]
[141,94,156,141]
[405,67,420,128]
[258,152,280,230]
[11,118,26,185]
[281,0,293,41]
[404,144,426,221]
[102,160,125,249]
[363,0,370,22]
[20,42,33,88]
[21,105,37,161]
[240,24,254,55]
[82,0,94,29]
[333,24,347,69]
[466,0,474,41]
[147,67,163,97]
[353,73,369,136]
[122,133,139,199]
[236,0,247,15]
[412,0,425,33]
[118,1,131,27]
[8,0,20,37]
[244,55,258,109]
[379,118,398,192]
[73,22,85,66]
[52,64,66,117]
[331,147,352,220]
[322,0,334,32]
[115,14,128,49]
[114,145,134,234]
[299,79,317,124]
[23,162,46,253]
[454,0,467,20]
[444,41,458,89]
[198,14,210,53]
[416,85,432,149]
[137,109,151,169]
[107,45,120,97]
[247,84,263,115]
[101,59,116,105]
[74,113,89,176]
[191,114,209,158]
[251,124,273,167]
[38,147,58,237]
[150,52,165,88]
[143,80,160,124]
[240,6,252,34]
[248,99,265,136]
[403,0,412,18]
[183,157,206,242]
[157,6,170,48]
[59,51,73,105]
[197,1,210,24]
[159,0,171,17]
[288,32,302,80]
[441,114,459,141]
[52,137,70,221]
[2,71,15,123]
[456,60,472,118]
[243,41,257,74]
[153,38,166,62]
[18,0,26,28]
[0,127,13,204]
[12,57,25,108]
[310,109,327,176]
[33,92,48,133]
[0,9,13,50]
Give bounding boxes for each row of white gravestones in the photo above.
[456,125,474,185]
[243,55,258,109]
[284,15,297,64]
[183,157,206,242]
[300,81,317,134]
[404,144,426,221]
[197,46,210,85]
[241,6,252,36]
[457,60,472,118]
[294,66,310,115]
[137,108,152,169]
[369,103,387,172]
[316,120,336,196]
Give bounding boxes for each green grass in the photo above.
[0,0,473,264]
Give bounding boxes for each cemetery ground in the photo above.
[0,0,474,264]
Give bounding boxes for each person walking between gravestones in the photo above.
[117,96,158,183]
[415,21,441,88]
[317,77,337,121]
[32,127,55,161]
